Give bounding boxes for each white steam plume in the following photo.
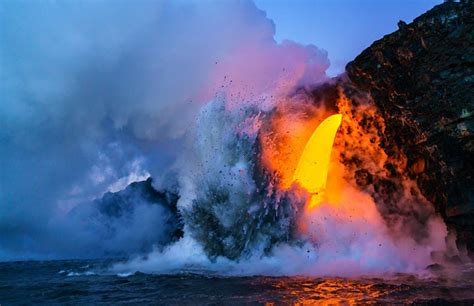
[0,0,328,259]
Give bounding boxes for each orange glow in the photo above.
[259,97,331,190]
[258,91,436,263]
[267,278,386,304]
[292,114,342,208]
[259,91,396,213]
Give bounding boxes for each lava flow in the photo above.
[259,95,346,211]
[292,113,342,208]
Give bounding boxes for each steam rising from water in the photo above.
[112,93,451,277]
[0,0,326,260]
[0,0,458,276]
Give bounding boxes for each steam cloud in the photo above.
[0,0,456,277]
[0,0,327,259]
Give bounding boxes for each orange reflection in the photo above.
[263,277,387,305]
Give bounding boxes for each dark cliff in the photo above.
[69,177,183,256]
[345,1,474,251]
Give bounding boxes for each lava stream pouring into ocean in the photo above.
[292,114,342,208]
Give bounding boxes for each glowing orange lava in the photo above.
[292,114,342,208]
[259,97,334,191]
[259,92,393,213]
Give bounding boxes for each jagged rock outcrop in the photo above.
[345,1,474,251]
[98,177,181,225]
[70,177,183,256]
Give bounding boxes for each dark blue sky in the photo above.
[256,0,442,75]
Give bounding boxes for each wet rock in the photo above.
[426,263,444,272]
[70,177,183,256]
[97,177,180,222]
[345,1,474,251]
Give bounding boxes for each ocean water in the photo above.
[1,260,474,305]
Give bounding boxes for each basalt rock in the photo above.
[345,1,474,252]
[70,177,183,256]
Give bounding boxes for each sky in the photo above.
[255,0,442,75]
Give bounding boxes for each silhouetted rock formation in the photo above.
[70,177,183,256]
[345,1,473,252]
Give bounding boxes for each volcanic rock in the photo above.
[97,177,181,223]
[70,177,183,256]
[345,1,474,252]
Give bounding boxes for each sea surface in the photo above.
[1,260,474,305]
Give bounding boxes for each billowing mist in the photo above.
[0,0,327,260]
[0,0,458,277]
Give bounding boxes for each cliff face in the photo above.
[345,1,474,251]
